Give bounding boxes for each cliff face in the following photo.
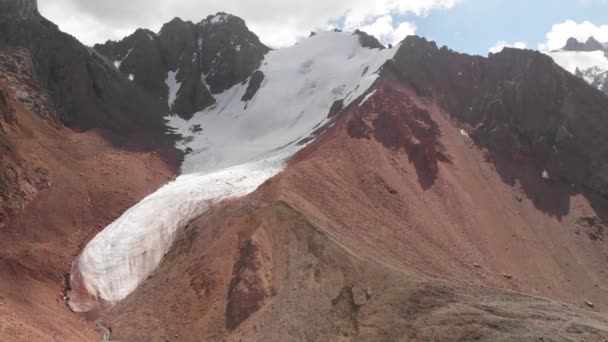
[0,0,38,19]
[0,4,174,143]
[387,36,608,205]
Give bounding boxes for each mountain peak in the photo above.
[562,36,605,52]
[585,36,604,51]
[0,0,38,19]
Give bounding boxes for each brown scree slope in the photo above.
[103,55,608,340]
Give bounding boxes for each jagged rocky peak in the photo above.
[353,29,385,49]
[93,12,269,119]
[0,0,38,19]
[562,36,606,52]
[198,12,269,94]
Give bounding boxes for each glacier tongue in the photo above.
[68,31,397,310]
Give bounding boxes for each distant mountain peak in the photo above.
[562,36,606,52]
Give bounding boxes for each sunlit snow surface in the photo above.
[547,50,608,74]
[69,32,397,310]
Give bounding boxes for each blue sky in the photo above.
[394,0,608,55]
[40,0,608,53]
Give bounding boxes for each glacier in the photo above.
[68,31,398,311]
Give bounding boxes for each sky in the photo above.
[38,0,608,55]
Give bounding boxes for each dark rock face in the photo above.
[0,9,171,144]
[241,70,264,102]
[386,36,608,200]
[94,29,167,104]
[94,12,269,119]
[354,30,385,50]
[0,0,38,19]
[0,87,14,124]
[198,13,270,94]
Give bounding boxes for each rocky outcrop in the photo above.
[0,7,172,143]
[386,36,608,200]
[94,12,269,119]
[354,29,385,50]
[241,70,264,102]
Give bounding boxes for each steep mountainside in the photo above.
[101,37,608,341]
[2,3,608,341]
[0,1,180,341]
[68,25,608,342]
[547,36,608,95]
[94,13,269,119]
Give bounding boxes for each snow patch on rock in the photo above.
[547,50,608,74]
[113,48,133,70]
[359,89,376,107]
[165,69,181,109]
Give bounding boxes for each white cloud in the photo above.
[358,15,416,46]
[38,0,459,48]
[539,20,608,52]
[488,41,527,54]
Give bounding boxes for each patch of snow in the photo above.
[210,14,229,24]
[547,50,608,74]
[460,129,469,137]
[70,31,398,310]
[147,33,155,41]
[359,89,376,107]
[165,69,181,109]
[197,37,203,51]
[113,48,133,70]
[128,74,134,81]
[235,44,241,52]
[542,169,550,180]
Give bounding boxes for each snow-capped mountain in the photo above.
[68,26,396,312]
[5,4,608,340]
[547,36,608,95]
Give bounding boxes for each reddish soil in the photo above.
[0,72,179,340]
[101,76,608,341]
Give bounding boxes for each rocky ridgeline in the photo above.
[94,13,269,119]
[387,36,608,200]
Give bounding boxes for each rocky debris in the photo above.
[354,29,385,50]
[348,77,451,189]
[575,216,605,241]
[241,70,264,102]
[386,35,608,201]
[586,301,595,308]
[0,86,14,125]
[0,139,51,229]
[94,12,269,119]
[0,49,55,121]
[225,230,272,331]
